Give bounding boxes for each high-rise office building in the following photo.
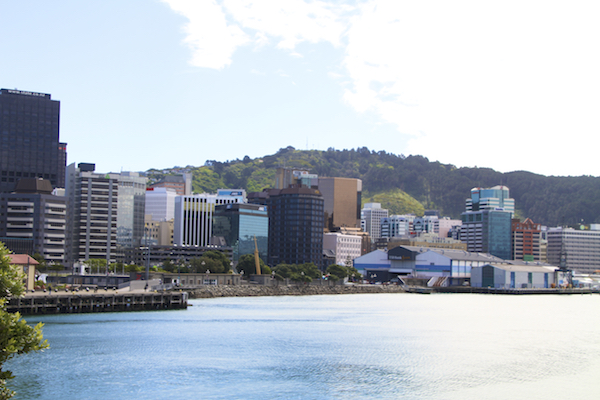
[547,226,600,274]
[466,186,514,215]
[266,187,324,268]
[361,203,389,242]
[212,203,268,262]
[0,178,66,263]
[65,163,119,266]
[461,186,514,259]
[460,210,512,259]
[173,189,245,247]
[318,177,362,231]
[145,187,178,222]
[0,89,66,193]
[512,218,543,261]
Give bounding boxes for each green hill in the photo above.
[147,146,600,227]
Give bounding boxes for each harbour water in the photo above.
[7,293,600,399]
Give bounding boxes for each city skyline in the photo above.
[2,1,600,177]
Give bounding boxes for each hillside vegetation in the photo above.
[147,146,600,227]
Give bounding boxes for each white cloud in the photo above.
[162,0,250,69]
[341,0,600,174]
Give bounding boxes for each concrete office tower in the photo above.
[512,218,543,261]
[323,232,362,266]
[361,203,389,241]
[173,189,246,247]
[465,186,515,216]
[547,226,600,274]
[318,177,362,231]
[145,187,177,221]
[212,203,268,262]
[149,173,192,195]
[266,187,324,268]
[0,178,66,263]
[0,89,67,193]
[65,163,119,266]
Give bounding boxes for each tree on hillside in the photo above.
[0,243,48,399]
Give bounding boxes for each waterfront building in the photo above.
[388,246,505,286]
[512,218,544,261]
[145,187,177,221]
[0,178,66,263]
[471,262,557,289]
[0,89,67,193]
[318,177,362,231]
[323,232,362,266]
[547,226,600,274]
[6,254,38,292]
[465,185,514,216]
[212,203,268,262]
[173,189,245,247]
[266,187,324,268]
[361,203,389,242]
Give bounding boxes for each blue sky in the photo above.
[2,0,599,177]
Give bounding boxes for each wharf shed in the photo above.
[471,263,557,289]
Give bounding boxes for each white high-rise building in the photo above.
[145,187,177,221]
[361,203,389,241]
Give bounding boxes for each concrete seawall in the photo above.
[188,284,406,298]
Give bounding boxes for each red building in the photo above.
[512,218,543,261]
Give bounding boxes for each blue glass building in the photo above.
[212,203,268,262]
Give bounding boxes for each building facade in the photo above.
[266,187,324,268]
[512,218,543,261]
[65,163,119,266]
[465,185,515,215]
[0,179,66,263]
[212,203,268,262]
[460,209,512,260]
[547,227,600,274]
[323,232,362,266]
[318,177,362,231]
[145,187,177,222]
[173,189,245,247]
[361,203,389,242]
[0,89,66,193]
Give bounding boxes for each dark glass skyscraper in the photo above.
[266,187,324,268]
[0,88,66,193]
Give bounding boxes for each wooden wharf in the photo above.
[6,291,188,315]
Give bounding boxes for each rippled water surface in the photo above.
[8,293,600,399]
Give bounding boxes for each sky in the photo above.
[2,0,600,177]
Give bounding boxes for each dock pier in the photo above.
[7,291,188,315]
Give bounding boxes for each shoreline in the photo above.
[187,284,406,298]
